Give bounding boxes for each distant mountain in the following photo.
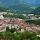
[0,0,38,13]
[0,2,36,13]
[9,4,36,13]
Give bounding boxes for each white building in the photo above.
[0,12,8,19]
[28,14,34,16]
[23,14,26,16]
[0,15,4,19]
[39,17,40,19]
[0,12,7,15]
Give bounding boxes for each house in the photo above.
[0,15,4,19]
[27,14,39,20]
[29,16,38,20]
[0,12,7,15]
[28,14,34,16]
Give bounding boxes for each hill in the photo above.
[0,3,36,14]
[31,7,40,15]
[9,4,35,13]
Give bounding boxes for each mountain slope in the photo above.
[9,4,35,13]
[32,7,40,14]
[0,0,37,13]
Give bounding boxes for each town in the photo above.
[0,0,40,40]
[0,11,40,40]
[0,12,40,33]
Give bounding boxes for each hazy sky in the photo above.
[0,0,40,6]
[21,0,40,5]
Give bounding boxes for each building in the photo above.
[0,15,4,19]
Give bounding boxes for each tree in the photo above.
[6,26,9,31]
[10,28,16,33]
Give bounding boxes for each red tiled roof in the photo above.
[0,18,29,28]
